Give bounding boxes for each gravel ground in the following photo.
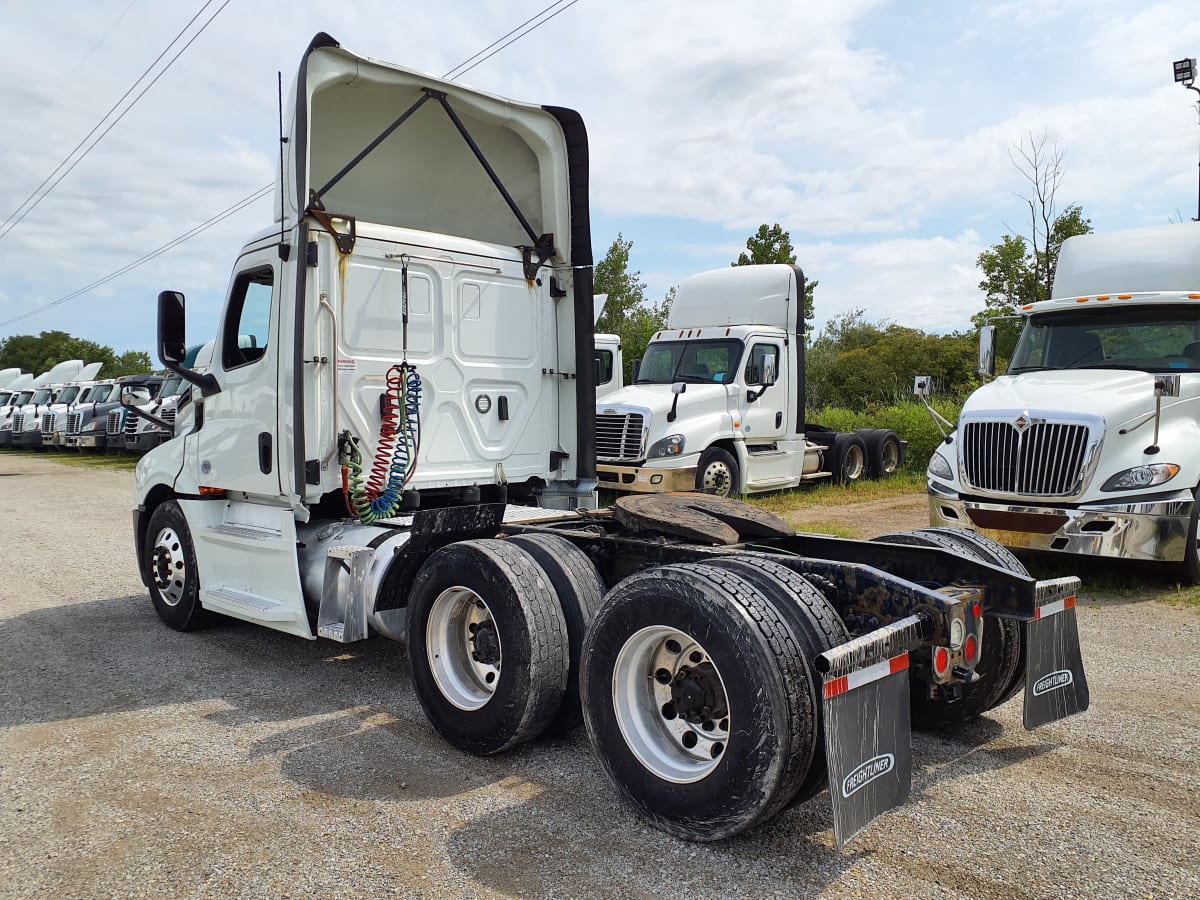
[1,453,1198,899]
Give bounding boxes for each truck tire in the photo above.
[695,447,739,497]
[859,428,902,479]
[1179,487,1200,584]
[142,499,212,631]
[829,432,867,485]
[504,533,606,737]
[581,563,815,840]
[407,539,569,756]
[871,528,1025,728]
[704,556,849,804]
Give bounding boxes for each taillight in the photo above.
[964,633,979,664]
[933,647,950,678]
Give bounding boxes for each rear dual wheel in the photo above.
[581,561,844,840]
[407,535,606,754]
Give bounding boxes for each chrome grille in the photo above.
[595,412,646,461]
[107,410,123,435]
[962,420,1090,496]
[11,412,23,433]
[162,407,176,427]
[125,410,139,439]
[41,412,56,433]
[67,412,83,435]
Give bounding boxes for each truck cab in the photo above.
[928,222,1200,578]
[595,265,898,496]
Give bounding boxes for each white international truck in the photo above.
[595,265,903,496]
[927,222,1200,580]
[128,32,1088,847]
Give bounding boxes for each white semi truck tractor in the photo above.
[926,222,1200,580]
[129,33,1089,847]
[595,265,903,496]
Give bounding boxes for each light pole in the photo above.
[1174,57,1200,221]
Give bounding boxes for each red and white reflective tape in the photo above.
[823,653,909,701]
[1033,595,1076,621]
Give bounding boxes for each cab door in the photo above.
[739,338,788,443]
[194,250,281,497]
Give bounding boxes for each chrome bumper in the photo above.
[596,462,697,493]
[928,485,1193,563]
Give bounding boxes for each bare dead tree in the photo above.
[1009,131,1066,302]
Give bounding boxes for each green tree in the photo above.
[0,330,153,378]
[731,222,816,324]
[594,234,669,380]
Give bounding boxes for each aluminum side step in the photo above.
[317,544,373,643]
[202,587,299,622]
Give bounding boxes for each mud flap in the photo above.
[1023,576,1089,730]
[816,615,925,849]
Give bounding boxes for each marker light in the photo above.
[964,634,979,665]
[933,647,950,677]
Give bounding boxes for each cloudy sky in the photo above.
[1,0,1200,357]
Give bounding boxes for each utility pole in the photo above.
[1173,58,1200,221]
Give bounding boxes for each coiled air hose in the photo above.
[341,362,422,524]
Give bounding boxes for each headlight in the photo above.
[83,421,98,432]
[1100,463,1180,491]
[927,451,954,480]
[648,434,686,458]
[0,423,10,432]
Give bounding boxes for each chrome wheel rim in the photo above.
[701,460,734,497]
[612,625,730,783]
[880,439,900,475]
[427,587,501,711]
[151,527,187,607]
[844,445,865,481]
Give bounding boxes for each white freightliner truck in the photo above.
[596,265,903,496]
[129,33,1088,846]
[593,332,622,399]
[927,223,1200,579]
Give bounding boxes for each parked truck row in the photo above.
[118,33,1089,848]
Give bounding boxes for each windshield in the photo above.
[89,385,114,403]
[1010,305,1200,374]
[636,339,744,385]
[0,392,10,407]
[15,391,33,405]
[30,389,51,404]
[57,386,80,404]
[159,377,184,398]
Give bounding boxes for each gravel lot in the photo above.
[1,453,1198,899]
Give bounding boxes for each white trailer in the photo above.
[927,222,1200,579]
[128,33,1088,847]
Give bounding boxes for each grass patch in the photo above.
[747,470,926,516]
[3,449,139,471]
[786,521,856,538]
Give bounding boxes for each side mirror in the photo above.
[913,376,931,397]
[594,357,603,385]
[159,291,187,365]
[631,359,641,382]
[120,386,152,407]
[1155,373,1182,398]
[978,325,997,378]
[157,290,220,396]
[671,381,687,395]
[667,381,686,423]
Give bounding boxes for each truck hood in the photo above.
[964,370,1193,428]
[599,382,728,418]
[280,33,582,266]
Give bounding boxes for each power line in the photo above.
[2,0,586,331]
[0,184,272,329]
[449,0,584,79]
[443,0,576,80]
[0,0,232,243]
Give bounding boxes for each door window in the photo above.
[744,343,781,385]
[595,349,614,386]
[222,266,274,370]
